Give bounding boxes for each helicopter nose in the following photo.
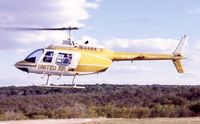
[15,60,29,73]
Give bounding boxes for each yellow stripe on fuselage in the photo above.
[48,45,113,73]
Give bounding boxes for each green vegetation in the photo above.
[0,84,199,120]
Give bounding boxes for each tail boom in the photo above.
[111,35,187,73]
[112,52,173,61]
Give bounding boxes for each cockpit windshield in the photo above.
[25,49,44,63]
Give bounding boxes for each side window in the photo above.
[43,51,54,63]
[56,53,72,65]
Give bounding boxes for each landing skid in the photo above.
[35,84,85,89]
[38,74,85,89]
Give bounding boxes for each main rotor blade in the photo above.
[0,26,79,31]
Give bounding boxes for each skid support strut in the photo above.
[72,74,77,87]
[46,74,50,86]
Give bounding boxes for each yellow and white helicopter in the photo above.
[2,26,187,88]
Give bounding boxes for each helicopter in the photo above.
[1,26,187,88]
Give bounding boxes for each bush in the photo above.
[189,102,200,114]
[0,84,199,120]
[151,105,177,117]
[88,105,151,118]
[0,111,27,121]
[31,114,48,119]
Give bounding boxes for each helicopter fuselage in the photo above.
[15,44,114,76]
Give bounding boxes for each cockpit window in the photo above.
[25,49,44,63]
[56,53,72,66]
[43,51,54,63]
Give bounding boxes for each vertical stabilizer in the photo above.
[173,35,187,56]
[173,60,184,73]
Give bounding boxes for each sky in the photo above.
[0,0,200,86]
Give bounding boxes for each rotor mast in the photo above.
[65,26,79,42]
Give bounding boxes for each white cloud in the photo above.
[53,0,99,26]
[188,6,200,14]
[15,32,66,44]
[16,49,28,54]
[75,35,182,53]
[0,0,99,27]
[194,40,200,50]
[102,38,179,53]
[83,36,180,53]
[110,62,153,73]
[0,0,100,49]
[186,40,200,64]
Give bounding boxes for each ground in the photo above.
[0,118,200,124]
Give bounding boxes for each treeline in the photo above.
[0,84,199,120]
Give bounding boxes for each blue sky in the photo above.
[0,0,200,86]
